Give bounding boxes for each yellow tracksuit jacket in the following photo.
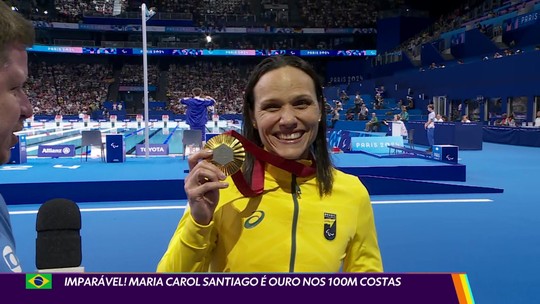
[157,162,383,272]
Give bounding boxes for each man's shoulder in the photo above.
[0,195,9,223]
[0,195,22,273]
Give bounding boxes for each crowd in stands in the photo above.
[21,59,331,117]
[152,34,348,52]
[297,0,378,28]
[133,0,192,14]
[166,61,250,115]
[17,1,536,123]
[9,0,380,28]
[120,64,159,86]
[25,62,113,116]
[400,0,539,60]
[24,55,531,127]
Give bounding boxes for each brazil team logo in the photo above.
[324,212,337,240]
[26,274,52,289]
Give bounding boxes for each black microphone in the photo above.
[36,198,83,272]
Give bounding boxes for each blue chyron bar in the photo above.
[26,45,377,57]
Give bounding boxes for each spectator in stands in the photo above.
[461,115,471,123]
[435,114,444,122]
[534,111,540,127]
[354,91,363,106]
[0,0,34,273]
[339,90,349,104]
[498,113,512,126]
[345,108,355,121]
[358,103,369,120]
[373,87,384,109]
[406,96,415,109]
[157,55,383,273]
[181,88,215,141]
[324,97,332,114]
[502,114,516,127]
[352,96,363,120]
[424,104,436,153]
[333,99,343,111]
[330,106,340,129]
[495,113,507,126]
[399,106,409,122]
[383,114,408,138]
[101,106,110,120]
[395,98,404,110]
[364,113,379,132]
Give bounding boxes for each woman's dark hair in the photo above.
[242,55,334,197]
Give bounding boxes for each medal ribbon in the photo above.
[224,130,316,197]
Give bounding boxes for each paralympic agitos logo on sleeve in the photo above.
[324,213,337,241]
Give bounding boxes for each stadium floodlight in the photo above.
[141,3,157,158]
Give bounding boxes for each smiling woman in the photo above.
[250,65,321,160]
[157,56,383,273]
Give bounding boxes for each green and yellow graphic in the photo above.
[26,274,52,289]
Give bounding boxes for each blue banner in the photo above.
[504,11,539,32]
[27,45,376,57]
[37,145,76,157]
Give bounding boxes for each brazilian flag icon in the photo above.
[26,274,52,289]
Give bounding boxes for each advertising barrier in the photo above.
[37,145,76,157]
[351,136,404,154]
[135,144,169,156]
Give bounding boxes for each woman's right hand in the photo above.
[184,149,229,225]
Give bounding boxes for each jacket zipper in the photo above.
[289,174,300,272]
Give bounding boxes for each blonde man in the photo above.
[0,1,35,272]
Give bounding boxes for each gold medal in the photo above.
[204,134,245,176]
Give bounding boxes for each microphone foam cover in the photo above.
[36,198,82,270]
